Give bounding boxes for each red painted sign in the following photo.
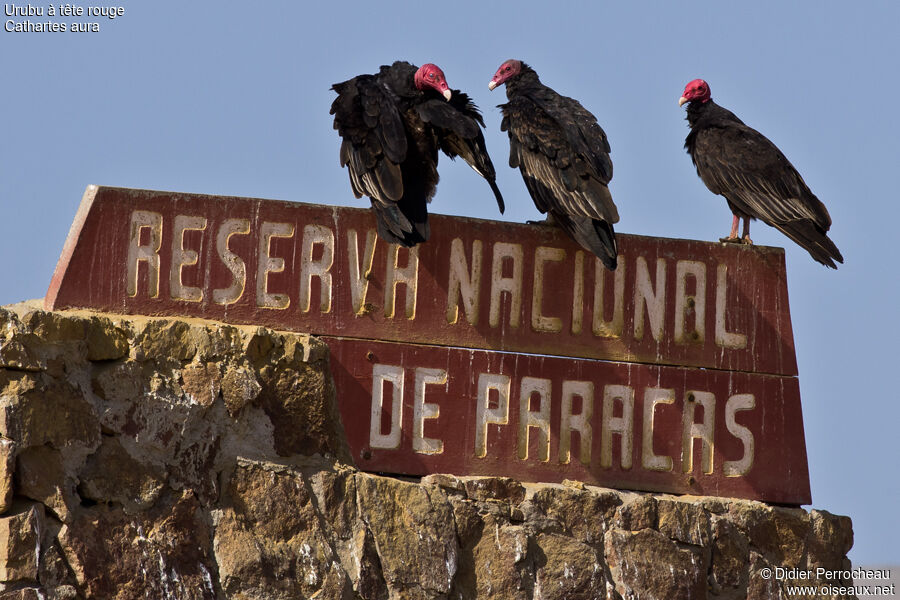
[326,336,810,505]
[47,186,796,376]
[44,186,810,504]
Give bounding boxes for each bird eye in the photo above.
[428,72,435,79]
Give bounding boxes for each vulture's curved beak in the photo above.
[678,96,689,107]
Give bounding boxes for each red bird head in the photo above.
[679,79,712,106]
[488,59,522,91]
[414,63,451,100]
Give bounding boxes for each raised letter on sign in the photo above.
[723,394,755,476]
[413,367,447,455]
[531,246,565,333]
[674,260,706,344]
[489,242,523,329]
[634,257,666,341]
[475,373,510,458]
[593,258,625,337]
[299,224,334,313]
[170,215,207,302]
[370,364,404,450]
[126,210,163,298]
[715,264,748,349]
[213,218,250,305]
[446,238,483,325]
[257,221,294,309]
[682,391,715,474]
[601,385,634,469]
[384,245,418,319]
[347,229,377,315]
[518,377,551,461]
[641,388,675,472]
[559,380,593,465]
[571,251,585,334]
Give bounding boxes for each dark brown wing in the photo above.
[416,91,505,213]
[545,93,614,185]
[331,73,418,242]
[692,123,842,267]
[501,94,618,224]
[692,124,829,227]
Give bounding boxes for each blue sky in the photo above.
[2,1,898,565]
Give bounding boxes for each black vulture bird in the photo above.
[330,61,504,247]
[489,59,619,270]
[679,78,843,268]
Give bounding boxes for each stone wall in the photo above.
[0,304,854,599]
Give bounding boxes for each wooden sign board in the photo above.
[327,336,810,504]
[45,186,810,504]
[47,186,796,376]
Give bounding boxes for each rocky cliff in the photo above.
[0,303,854,599]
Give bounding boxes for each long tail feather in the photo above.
[777,220,843,269]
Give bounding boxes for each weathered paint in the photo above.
[44,186,812,504]
[46,186,798,376]
[326,336,811,505]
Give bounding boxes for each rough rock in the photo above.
[0,306,856,599]
[529,485,620,545]
[0,501,42,583]
[357,473,459,598]
[470,514,532,599]
[180,362,221,408]
[615,493,658,531]
[807,509,855,571]
[730,501,810,569]
[534,532,606,600]
[14,445,78,522]
[605,527,707,599]
[220,364,261,417]
[212,459,349,599]
[463,476,526,505]
[709,517,750,596]
[58,491,216,598]
[0,378,100,450]
[0,439,14,513]
[84,316,130,361]
[78,436,166,512]
[658,497,712,546]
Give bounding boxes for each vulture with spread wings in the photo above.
[331,61,504,247]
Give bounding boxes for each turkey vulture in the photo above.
[489,59,619,270]
[679,78,843,268]
[330,61,504,247]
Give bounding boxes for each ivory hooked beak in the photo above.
[678,96,689,107]
[442,89,452,101]
[488,81,498,91]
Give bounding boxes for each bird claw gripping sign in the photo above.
[46,186,811,505]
